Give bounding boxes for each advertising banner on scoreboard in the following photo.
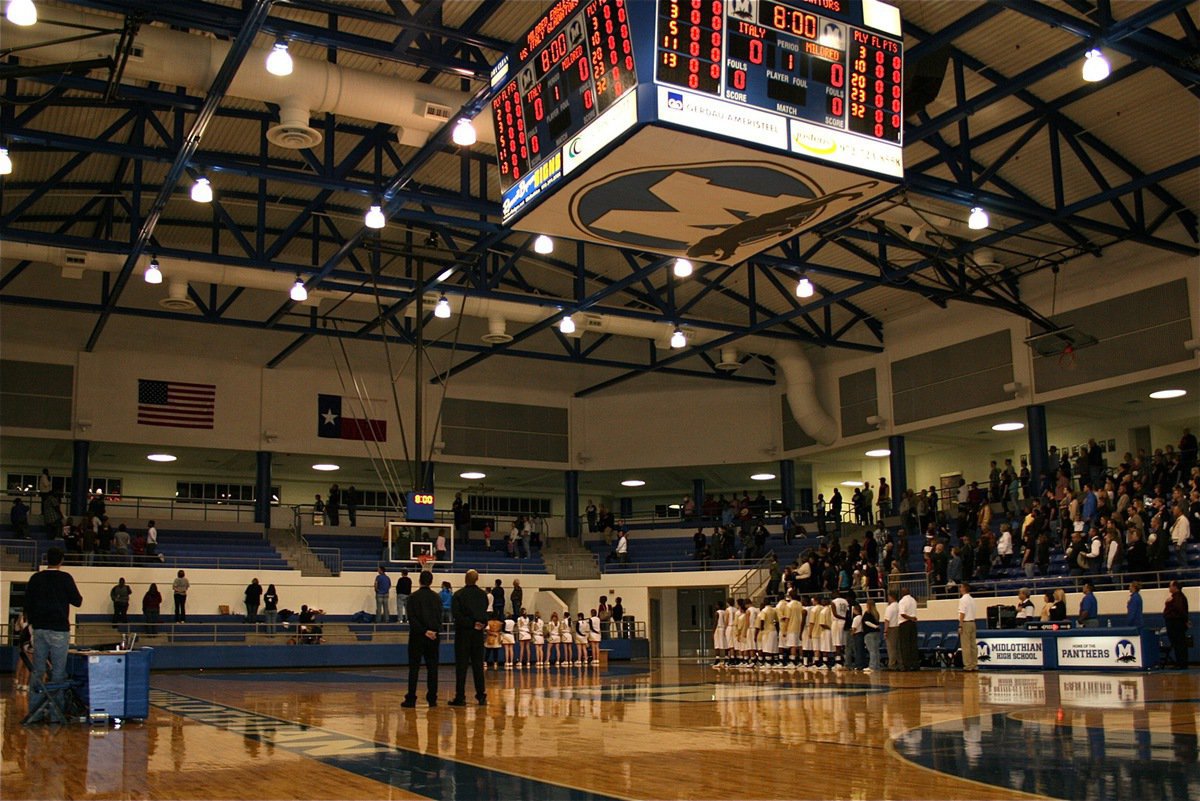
[976,636,1046,668]
[1055,635,1146,669]
[789,118,903,178]
[563,92,638,176]
[656,86,789,151]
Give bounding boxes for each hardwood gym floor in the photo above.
[3,662,1197,800]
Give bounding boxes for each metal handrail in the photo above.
[55,552,293,571]
[927,565,1199,599]
[730,551,776,602]
[597,556,754,574]
[308,547,342,576]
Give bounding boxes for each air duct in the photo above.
[159,279,196,311]
[0,9,494,146]
[3,242,838,445]
[715,347,740,371]
[481,315,512,344]
[266,99,322,150]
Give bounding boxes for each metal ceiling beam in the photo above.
[81,0,277,352]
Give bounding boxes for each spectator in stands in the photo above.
[172,570,189,622]
[25,546,83,715]
[1066,531,1086,578]
[97,516,114,563]
[435,530,448,561]
[396,570,412,624]
[110,577,132,624]
[877,478,891,520]
[114,524,130,562]
[1077,582,1099,628]
[130,527,146,561]
[1125,581,1143,630]
[1161,577,1190,666]
[440,580,453,626]
[586,500,598,533]
[1171,504,1191,566]
[143,582,162,635]
[816,494,827,537]
[996,524,1014,568]
[402,570,442,708]
[263,584,279,632]
[946,546,963,590]
[1104,529,1124,574]
[244,577,262,624]
[373,566,391,623]
[988,461,1002,506]
[346,486,358,527]
[453,492,469,546]
[692,528,707,561]
[1181,427,1198,475]
[313,494,325,526]
[1125,529,1147,573]
[327,484,341,526]
[1147,514,1170,570]
[830,488,843,533]
[146,521,159,559]
[10,497,29,539]
[88,492,106,520]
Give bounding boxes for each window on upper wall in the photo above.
[467,494,552,518]
[6,474,121,497]
[174,482,281,505]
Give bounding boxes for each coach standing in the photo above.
[25,546,83,716]
[449,569,488,706]
[898,588,920,671]
[958,582,978,672]
[402,571,443,708]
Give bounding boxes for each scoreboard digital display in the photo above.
[491,0,638,220]
[489,0,902,228]
[655,0,903,145]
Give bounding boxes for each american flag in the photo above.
[137,379,216,429]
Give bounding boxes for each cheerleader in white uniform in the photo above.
[501,614,516,668]
[547,612,561,665]
[532,612,546,666]
[560,615,575,665]
[575,612,590,665]
[516,610,532,668]
[712,603,728,668]
[588,609,603,665]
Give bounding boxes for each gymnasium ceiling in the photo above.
[1,0,1197,398]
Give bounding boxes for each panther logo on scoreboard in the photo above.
[567,160,877,263]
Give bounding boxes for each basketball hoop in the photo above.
[417,553,433,572]
[1058,344,1077,371]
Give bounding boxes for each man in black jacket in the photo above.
[25,546,83,716]
[402,571,443,708]
[449,569,488,706]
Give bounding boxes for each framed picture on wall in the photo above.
[1107,438,1116,452]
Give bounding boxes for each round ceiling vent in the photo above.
[158,280,197,311]
[267,123,323,150]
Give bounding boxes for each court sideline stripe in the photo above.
[150,688,631,801]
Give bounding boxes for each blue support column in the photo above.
[421,462,435,494]
[255,451,272,527]
[888,435,907,503]
[778,459,796,514]
[692,478,705,518]
[71,439,89,517]
[565,470,580,540]
[1027,404,1049,493]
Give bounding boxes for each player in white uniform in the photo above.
[786,594,805,669]
[547,612,561,666]
[723,599,736,665]
[775,595,791,669]
[830,592,850,670]
[531,612,546,667]
[799,596,813,666]
[713,603,728,668]
[757,602,778,668]
[732,600,749,667]
[746,601,760,667]
[803,597,820,668]
[516,611,532,668]
[817,597,834,669]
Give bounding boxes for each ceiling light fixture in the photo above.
[1081,48,1110,82]
[460,471,486,480]
[560,314,576,334]
[190,176,212,203]
[265,39,293,76]
[312,463,340,472]
[289,275,308,302]
[968,206,989,230]
[670,328,686,349]
[620,479,646,487]
[991,422,1025,432]
[452,118,477,146]
[364,204,386,229]
[0,147,12,175]
[144,256,163,285]
[434,294,452,319]
[146,453,176,463]
[533,234,554,254]
[750,473,776,481]
[796,274,814,298]
[673,258,693,278]
[436,268,455,282]
[865,448,891,457]
[6,0,36,26]
[841,480,865,487]
[1148,388,1187,400]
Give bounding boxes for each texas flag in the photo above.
[317,394,387,441]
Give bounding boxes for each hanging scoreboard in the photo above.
[490,0,904,263]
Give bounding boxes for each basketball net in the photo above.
[417,553,433,572]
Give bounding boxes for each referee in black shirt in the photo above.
[25,546,83,717]
[402,571,443,707]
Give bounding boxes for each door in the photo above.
[677,588,725,658]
